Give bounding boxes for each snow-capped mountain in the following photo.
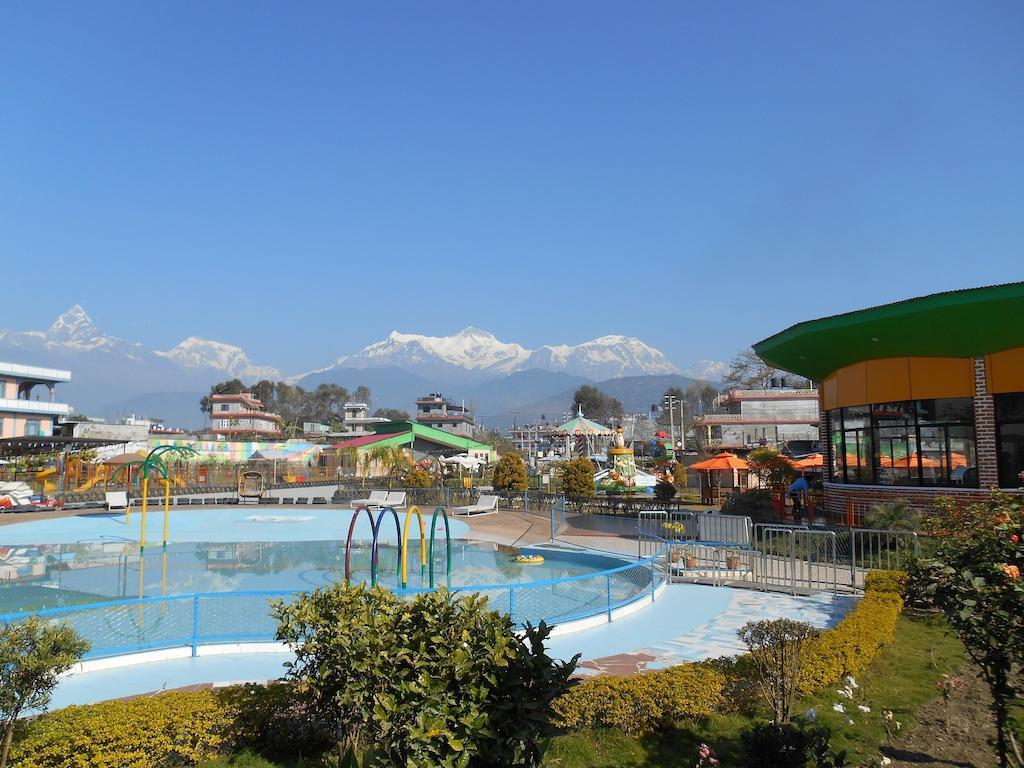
[332,327,532,378]
[684,359,729,383]
[527,335,679,380]
[323,327,679,381]
[156,338,281,381]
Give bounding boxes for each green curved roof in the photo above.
[753,282,1024,382]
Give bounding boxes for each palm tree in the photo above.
[866,499,920,531]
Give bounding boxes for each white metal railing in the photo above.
[0,398,70,415]
[0,363,71,381]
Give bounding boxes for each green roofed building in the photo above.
[324,420,496,479]
[753,282,1024,522]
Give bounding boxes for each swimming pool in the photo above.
[0,508,669,659]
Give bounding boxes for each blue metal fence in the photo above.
[0,546,670,660]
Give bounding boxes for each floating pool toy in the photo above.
[515,553,545,565]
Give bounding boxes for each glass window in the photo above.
[826,398,976,487]
[24,420,40,437]
[996,394,1024,488]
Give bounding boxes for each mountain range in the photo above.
[0,307,724,429]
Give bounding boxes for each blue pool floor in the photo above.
[48,584,856,709]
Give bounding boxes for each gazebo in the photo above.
[552,408,614,457]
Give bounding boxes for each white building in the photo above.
[0,362,72,438]
[694,382,820,452]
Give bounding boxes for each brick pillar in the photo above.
[973,357,1000,489]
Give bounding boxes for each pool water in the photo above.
[0,508,630,614]
[0,539,630,613]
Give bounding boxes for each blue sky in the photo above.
[2,1,1022,375]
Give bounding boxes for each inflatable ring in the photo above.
[515,554,545,565]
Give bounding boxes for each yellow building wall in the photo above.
[820,356,974,410]
[987,347,1024,394]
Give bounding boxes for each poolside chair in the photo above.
[294,497,309,505]
[281,497,294,505]
[383,491,406,509]
[451,494,499,517]
[105,491,129,512]
[351,490,388,508]
[312,497,327,505]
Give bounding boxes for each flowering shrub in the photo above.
[911,491,1024,767]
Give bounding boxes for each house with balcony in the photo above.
[0,362,72,438]
[209,392,282,438]
[693,379,820,453]
[415,393,475,437]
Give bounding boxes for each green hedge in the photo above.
[10,691,235,768]
[553,664,726,736]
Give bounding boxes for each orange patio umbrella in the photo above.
[793,453,824,469]
[690,452,750,500]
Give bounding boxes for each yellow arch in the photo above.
[401,505,427,588]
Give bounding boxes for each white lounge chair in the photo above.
[383,491,406,509]
[452,494,499,517]
[351,490,388,509]
[105,491,129,512]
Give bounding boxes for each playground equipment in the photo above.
[237,470,265,503]
[344,505,452,589]
[111,445,199,554]
[76,464,110,492]
[34,466,58,495]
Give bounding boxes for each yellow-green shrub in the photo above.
[553,663,725,736]
[10,690,235,768]
[799,587,904,693]
[862,569,907,595]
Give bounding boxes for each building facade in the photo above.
[415,393,475,437]
[754,282,1024,522]
[693,382,820,453]
[0,362,72,438]
[209,392,282,438]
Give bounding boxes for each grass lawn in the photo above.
[544,613,968,767]
[195,614,970,768]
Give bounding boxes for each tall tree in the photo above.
[374,408,410,422]
[353,385,372,407]
[722,349,779,390]
[571,385,623,425]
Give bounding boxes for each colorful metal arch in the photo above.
[343,505,376,584]
[429,506,452,589]
[372,506,403,586]
[400,505,426,589]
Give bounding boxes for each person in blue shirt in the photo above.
[787,473,809,517]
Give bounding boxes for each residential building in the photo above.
[415,393,475,437]
[693,380,820,453]
[302,403,388,440]
[0,362,72,438]
[753,281,1024,521]
[209,392,282,438]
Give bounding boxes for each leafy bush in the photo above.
[737,618,819,724]
[213,682,330,760]
[861,570,907,595]
[10,691,234,768]
[721,488,777,524]
[653,480,676,502]
[561,458,596,497]
[0,616,89,768]
[553,663,725,736]
[910,490,1024,765]
[747,447,796,488]
[273,583,577,767]
[740,721,848,768]
[493,454,528,491]
[403,467,433,488]
[865,499,919,531]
